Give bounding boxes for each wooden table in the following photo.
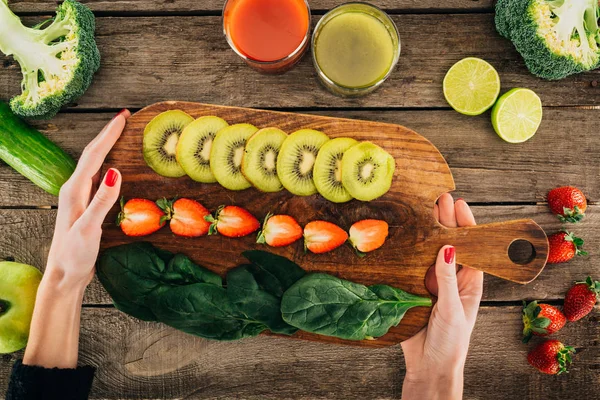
[1,1,599,398]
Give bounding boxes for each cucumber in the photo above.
[0,102,75,196]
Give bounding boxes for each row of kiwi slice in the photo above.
[142,110,396,202]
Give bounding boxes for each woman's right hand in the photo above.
[401,193,484,400]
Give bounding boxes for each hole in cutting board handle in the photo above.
[508,239,536,265]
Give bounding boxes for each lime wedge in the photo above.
[491,88,542,143]
[443,57,501,116]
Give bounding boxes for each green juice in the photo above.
[312,4,400,95]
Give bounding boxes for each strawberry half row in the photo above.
[117,198,389,255]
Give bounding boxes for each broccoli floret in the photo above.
[496,0,600,80]
[0,0,100,119]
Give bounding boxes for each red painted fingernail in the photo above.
[112,109,128,120]
[444,246,455,264]
[105,168,118,187]
[457,198,464,201]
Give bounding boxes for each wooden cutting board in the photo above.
[101,101,549,347]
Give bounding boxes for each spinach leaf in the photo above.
[147,283,267,341]
[281,273,432,341]
[227,250,305,335]
[97,242,222,322]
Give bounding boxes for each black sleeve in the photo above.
[6,360,95,400]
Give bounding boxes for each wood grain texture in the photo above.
[7,0,495,13]
[1,306,598,399]
[0,205,596,305]
[99,101,549,346]
[1,15,599,110]
[1,108,598,207]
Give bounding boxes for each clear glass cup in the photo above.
[223,0,311,74]
[312,2,401,96]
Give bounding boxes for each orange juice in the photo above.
[223,0,310,72]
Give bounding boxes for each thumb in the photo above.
[435,245,461,311]
[80,168,122,228]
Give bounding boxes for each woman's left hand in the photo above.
[45,109,130,289]
[24,110,130,369]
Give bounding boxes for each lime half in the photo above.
[443,58,501,116]
[491,88,542,143]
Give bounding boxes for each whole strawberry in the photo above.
[547,186,587,223]
[563,276,600,322]
[528,339,575,375]
[547,231,587,264]
[522,300,566,343]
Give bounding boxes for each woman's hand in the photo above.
[23,110,129,368]
[401,193,484,400]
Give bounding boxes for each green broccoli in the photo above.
[495,0,600,80]
[0,0,100,119]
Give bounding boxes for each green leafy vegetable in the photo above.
[97,242,223,322]
[98,244,431,342]
[0,0,100,119]
[226,250,306,335]
[495,0,600,80]
[281,273,432,341]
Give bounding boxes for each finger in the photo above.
[457,267,484,325]
[437,193,457,228]
[455,199,476,227]
[72,110,130,181]
[435,245,461,312]
[78,168,122,229]
[434,203,440,222]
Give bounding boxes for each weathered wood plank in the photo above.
[0,205,598,304]
[0,108,597,207]
[7,0,495,13]
[1,15,598,110]
[1,306,598,399]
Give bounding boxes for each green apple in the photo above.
[0,261,42,354]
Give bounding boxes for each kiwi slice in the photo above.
[277,129,330,196]
[313,137,358,203]
[341,141,396,201]
[241,127,288,192]
[210,123,258,190]
[143,110,194,177]
[176,116,229,183]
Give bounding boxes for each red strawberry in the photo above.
[117,198,166,237]
[521,300,566,343]
[157,198,211,237]
[563,276,600,322]
[527,339,575,375]
[304,221,348,254]
[547,231,587,264]
[205,205,260,238]
[257,213,303,247]
[547,186,587,223]
[349,219,389,255]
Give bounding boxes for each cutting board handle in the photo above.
[438,219,549,284]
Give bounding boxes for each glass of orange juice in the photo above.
[223,0,311,73]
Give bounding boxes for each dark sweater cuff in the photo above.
[6,360,95,400]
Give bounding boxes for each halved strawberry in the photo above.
[117,198,166,237]
[349,219,389,255]
[205,205,260,238]
[304,221,348,254]
[257,213,303,247]
[157,198,211,237]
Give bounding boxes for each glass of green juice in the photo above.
[312,2,401,97]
